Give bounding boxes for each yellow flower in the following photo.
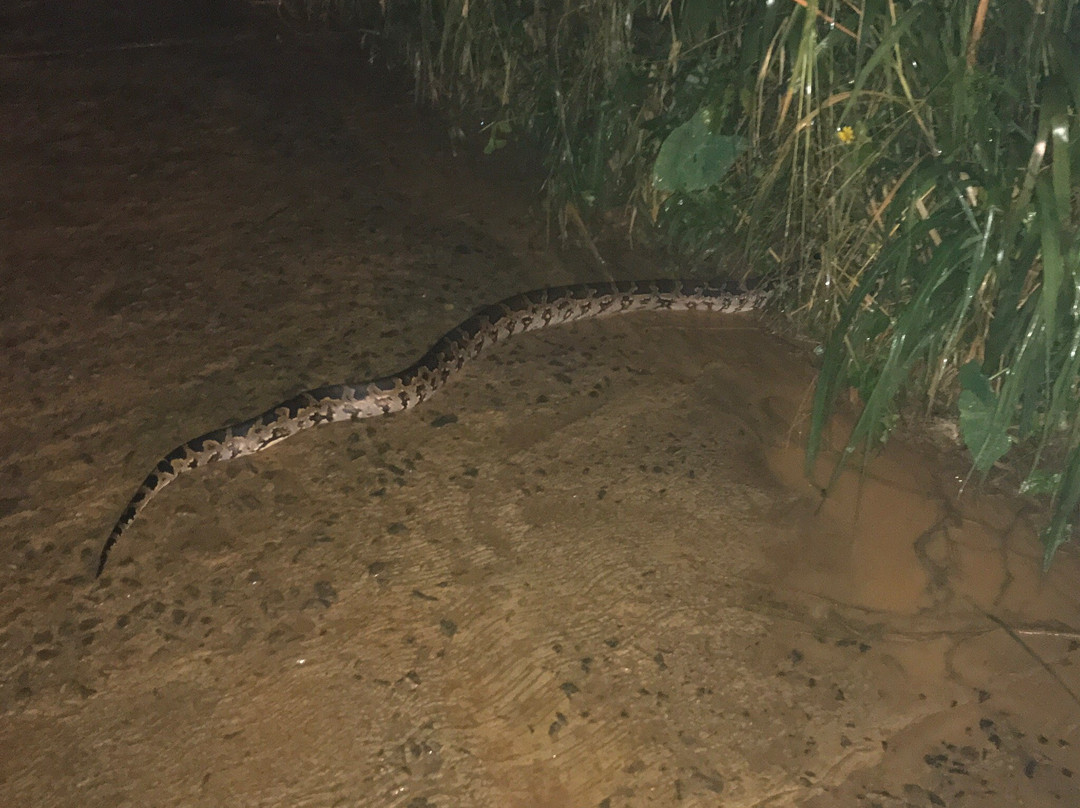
[837,125,856,144]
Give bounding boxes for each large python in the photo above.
[96,279,764,576]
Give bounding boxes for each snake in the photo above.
[96,278,765,577]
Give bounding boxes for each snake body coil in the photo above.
[97,279,764,576]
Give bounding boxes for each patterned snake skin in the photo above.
[96,279,764,576]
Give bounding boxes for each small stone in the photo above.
[313,580,337,604]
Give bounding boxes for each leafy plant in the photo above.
[788,0,1080,564]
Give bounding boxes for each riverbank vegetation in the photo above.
[287,0,1079,563]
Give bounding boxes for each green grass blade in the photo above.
[823,237,968,489]
[1036,179,1065,356]
[1043,445,1080,567]
[841,2,928,125]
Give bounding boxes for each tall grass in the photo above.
[383,0,761,234]
[767,1,1080,565]
[327,0,1080,562]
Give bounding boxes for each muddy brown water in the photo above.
[2,22,1079,808]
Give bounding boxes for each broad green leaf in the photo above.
[483,120,512,155]
[652,109,747,193]
[957,360,994,401]
[957,361,1011,472]
[678,0,722,42]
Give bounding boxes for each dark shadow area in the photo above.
[1,0,252,52]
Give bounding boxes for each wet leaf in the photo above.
[958,361,1011,472]
[652,108,746,192]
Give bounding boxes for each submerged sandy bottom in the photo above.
[1,23,1078,808]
